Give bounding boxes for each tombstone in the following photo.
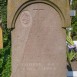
[7,0,71,77]
[0,21,3,49]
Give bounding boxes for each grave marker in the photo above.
[7,0,71,77]
[0,22,3,49]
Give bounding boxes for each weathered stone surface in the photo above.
[7,0,71,77]
[7,0,71,28]
[11,3,66,77]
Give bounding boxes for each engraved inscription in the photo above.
[21,62,56,71]
[20,11,32,27]
[33,9,44,10]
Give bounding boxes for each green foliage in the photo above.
[66,35,77,63]
[67,50,77,63]
[2,56,11,77]
[66,35,74,45]
[0,0,11,77]
[72,15,77,34]
[0,29,11,77]
[71,0,77,40]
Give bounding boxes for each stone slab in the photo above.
[7,0,71,28]
[0,26,3,49]
[11,3,66,77]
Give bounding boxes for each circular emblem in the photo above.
[20,11,32,27]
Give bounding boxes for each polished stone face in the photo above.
[11,3,66,77]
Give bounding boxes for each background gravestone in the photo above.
[7,0,71,77]
[0,26,3,49]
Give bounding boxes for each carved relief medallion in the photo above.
[20,11,32,27]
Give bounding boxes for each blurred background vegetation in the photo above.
[0,0,11,77]
[71,0,77,40]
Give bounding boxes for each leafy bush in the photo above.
[0,0,11,77]
[0,28,11,77]
[67,50,77,63]
[66,35,77,63]
[71,0,77,40]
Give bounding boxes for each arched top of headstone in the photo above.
[7,0,71,28]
